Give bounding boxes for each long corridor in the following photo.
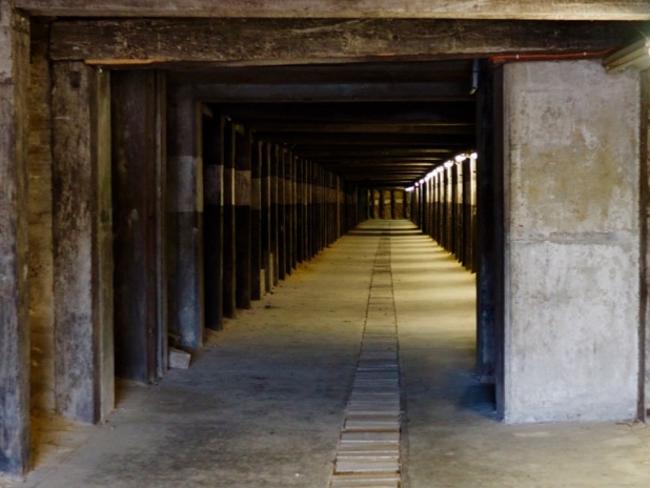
[9,220,650,488]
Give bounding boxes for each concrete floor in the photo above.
[3,219,650,487]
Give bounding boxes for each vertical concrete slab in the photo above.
[52,61,114,423]
[167,84,204,348]
[503,60,641,423]
[0,2,30,474]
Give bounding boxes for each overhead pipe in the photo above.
[489,49,614,65]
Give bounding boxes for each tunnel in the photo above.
[2,4,650,487]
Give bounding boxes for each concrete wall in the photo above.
[503,60,641,423]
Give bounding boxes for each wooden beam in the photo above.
[195,82,472,102]
[51,62,114,423]
[221,102,475,124]
[257,133,472,146]
[49,19,640,66]
[252,122,474,135]
[112,70,168,383]
[17,0,650,21]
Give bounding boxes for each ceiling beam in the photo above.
[194,82,472,103]
[256,133,473,146]
[221,103,475,123]
[251,122,474,135]
[49,19,641,66]
[18,1,650,21]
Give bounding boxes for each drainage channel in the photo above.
[329,230,402,488]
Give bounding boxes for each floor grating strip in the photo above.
[329,229,402,488]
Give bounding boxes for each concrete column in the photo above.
[167,85,204,348]
[287,152,295,272]
[112,71,167,382]
[0,4,30,474]
[278,148,287,279]
[270,145,280,285]
[221,119,236,318]
[251,140,262,300]
[502,60,640,423]
[52,62,114,423]
[261,142,272,293]
[476,64,501,385]
[203,112,224,330]
[234,125,252,309]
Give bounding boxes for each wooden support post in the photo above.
[296,158,304,263]
[235,125,252,309]
[261,142,272,293]
[270,145,280,285]
[167,84,204,348]
[278,147,287,279]
[287,152,295,272]
[112,70,167,383]
[52,61,114,423]
[221,118,237,318]
[476,64,502,386]
[251,139,262,300]
[203,109,223,330]
[0,5,30,474]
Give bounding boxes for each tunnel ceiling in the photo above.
[191,60,476,188]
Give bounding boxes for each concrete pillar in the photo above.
[270,145,280,285]
[278,148,287,279]
[287,152,295,272]
[234,125,251,309]
[261,142,273,293]
[251,140,262,300]
[112,71,167,382]
[167,84,204,348]
[0,4,30,474]
[502,60,640,423]
[52,62,114,423]
[222,119,236,318]
[203,112,224,330]
[476,64,501,385]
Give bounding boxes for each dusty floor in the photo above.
[3,219,650,487]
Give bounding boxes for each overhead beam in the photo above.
[168,60,474,84]
[297,148,453,157]
[257,133,473,146]
[251,122,474,135]
[194,82,472,102]
[221,102,475,123]
[17,0,650,21]
[49,19,640,66]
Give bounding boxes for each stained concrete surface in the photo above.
[2,219,650,487]
[391,221,650,487]
[503,60,641,422]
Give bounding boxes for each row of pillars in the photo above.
[0,53,366,474]
[408,156,477,272]
[367,189,407,220]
